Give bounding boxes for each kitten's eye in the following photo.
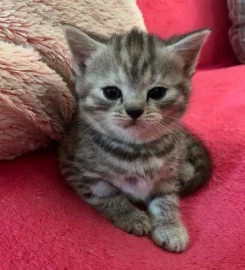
[103,86,122,100]
[147,87,167,100]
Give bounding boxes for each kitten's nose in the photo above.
[126,108,144,119]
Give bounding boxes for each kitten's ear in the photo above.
[167,29,211,77]
[63,24,105,76]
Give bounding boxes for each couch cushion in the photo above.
[227,0,245,63]
[138,0,236,68]
[0,0,145,160]
[1,65,245,269]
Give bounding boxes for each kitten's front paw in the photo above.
[114,210,151,236]
[152,224,189,252]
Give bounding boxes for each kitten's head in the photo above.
[64,25,210,143]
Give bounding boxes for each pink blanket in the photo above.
[1,66,244,269]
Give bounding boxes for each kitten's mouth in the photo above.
[123,120,145,130]
[124,121,136,128]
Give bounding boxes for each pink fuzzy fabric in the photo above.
[1,66,244,270]
[0,41,75,160]
[0,0,145,160]
[138,0,238,67]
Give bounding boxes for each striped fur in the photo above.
[59,26,212,252]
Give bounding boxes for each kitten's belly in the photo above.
[118,176,154,201]
[107,157,167,201]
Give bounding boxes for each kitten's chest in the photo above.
[110,158,165,201]
[117,175,154,201]
[108,154,179,201]
[99,144,178,199]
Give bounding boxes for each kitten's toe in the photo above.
[152,224,189,252]
[114,210,151,236]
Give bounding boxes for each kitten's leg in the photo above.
[148,194,189,252]
[73,178,151,236]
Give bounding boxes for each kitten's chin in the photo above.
[111,123,163,144]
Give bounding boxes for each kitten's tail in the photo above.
[179,135,212,197]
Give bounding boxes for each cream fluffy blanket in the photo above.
[0,0,145,160]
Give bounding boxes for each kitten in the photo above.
[59,25,212,252]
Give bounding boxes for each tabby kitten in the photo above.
[59,25,212,252]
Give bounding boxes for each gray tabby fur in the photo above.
[59,25,212,252]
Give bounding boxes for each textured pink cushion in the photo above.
[137,0,236,67]
[1,65,245,270]
[227,0,245,63]
[0,0,145,161]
